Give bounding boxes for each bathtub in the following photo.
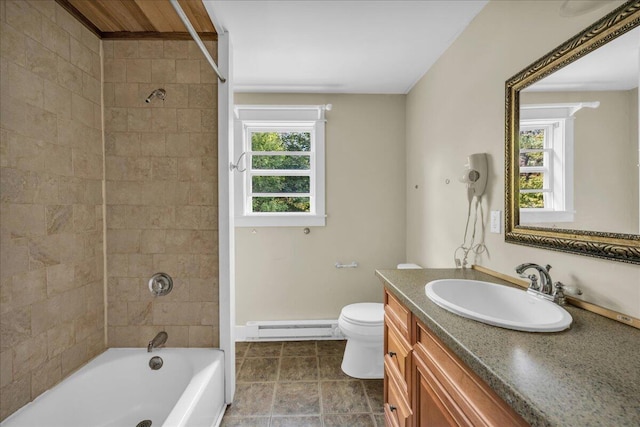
[1,348,226,427]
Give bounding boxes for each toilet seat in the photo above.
[339,303,383,327]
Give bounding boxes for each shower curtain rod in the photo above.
[169,0,227,83]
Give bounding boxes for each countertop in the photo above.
[376,268,640,427]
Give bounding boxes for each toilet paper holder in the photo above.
[335,261,358,269]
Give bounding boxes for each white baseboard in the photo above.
[235,319,345,342]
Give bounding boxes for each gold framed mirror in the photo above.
[505,0,640,264]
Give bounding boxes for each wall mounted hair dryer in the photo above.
[459,153,488,199]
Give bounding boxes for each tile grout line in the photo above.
[269,342,284,425]
[316,342,326,427]
[223,340,382,426]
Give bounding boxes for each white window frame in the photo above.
[233,105,327,227]
[519,104,578,223]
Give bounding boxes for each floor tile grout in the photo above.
[224,340,384,427]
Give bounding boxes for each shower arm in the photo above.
[169,0,226,83]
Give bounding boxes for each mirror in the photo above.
[505,1,640,264]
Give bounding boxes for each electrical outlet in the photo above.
[490,210,501,233]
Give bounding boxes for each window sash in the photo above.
[249,173,314,211]
[519,124,556,209]
[234,105,327,227]
[518,104,577,223]
[244,129,317,215]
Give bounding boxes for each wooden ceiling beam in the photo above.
[55,0,217,39]
[134,0,186,32]
[55,0,103,37]
[101,31,217,41]
[117,0,157,32]
[179,0,216,33]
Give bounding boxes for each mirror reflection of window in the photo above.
[505,5,639,262]
[517,103,601,224]
[519,124,553,209]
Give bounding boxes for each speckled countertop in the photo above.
[376,268,640,427]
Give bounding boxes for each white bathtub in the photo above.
[1,348,226,427]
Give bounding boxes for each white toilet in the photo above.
[338,263,422,379]
[338,302,384,379]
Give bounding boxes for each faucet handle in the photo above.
[553,282,566,305]
[527,274,540,291]
[545,264,552,272]
[553,281,582,305]
[555,281,582,296]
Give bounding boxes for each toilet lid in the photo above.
[341,303,384,326]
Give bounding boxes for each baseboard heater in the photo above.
[240,319,343,341]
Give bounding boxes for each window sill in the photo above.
[235,214,326,227]
[520,210,575,224]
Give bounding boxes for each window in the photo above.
[518,102,596,223]
[234,105,327,227]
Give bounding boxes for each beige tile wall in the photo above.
[103,39,219,349]
[0,0,105,420]
[0,2,220,421]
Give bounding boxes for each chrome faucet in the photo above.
[148,331,168,352]
[515,263,582,305]
[515,263,554,298]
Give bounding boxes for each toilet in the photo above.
[338,263,422,379]
[339,302,384,378]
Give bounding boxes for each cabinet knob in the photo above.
[388,351,397,357]
[389,405,397,412]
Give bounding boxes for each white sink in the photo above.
[425,279,572,332]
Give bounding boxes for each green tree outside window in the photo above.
[251,132,312,212]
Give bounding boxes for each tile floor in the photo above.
[221,340,385,427]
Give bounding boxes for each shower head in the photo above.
[145,88,166,103]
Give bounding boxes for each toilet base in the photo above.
[340,339,383,379]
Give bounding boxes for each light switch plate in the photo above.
[490,210,501,233]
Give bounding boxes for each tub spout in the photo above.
[148,331,168,352]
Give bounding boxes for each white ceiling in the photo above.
[203,0,487,94]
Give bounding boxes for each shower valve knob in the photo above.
[148,272,173,296]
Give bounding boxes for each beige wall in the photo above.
[0,0,105,420]
[234,93,406,325]
[521,89,639,234]
[406,0,640,317]
[103,40,219,348]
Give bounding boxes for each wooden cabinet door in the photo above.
[414,321,529,427]
[413,348,469,427]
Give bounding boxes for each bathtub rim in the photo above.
[1,347,227,427]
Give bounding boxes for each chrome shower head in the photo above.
[145,88,166,103]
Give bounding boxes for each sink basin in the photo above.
[425,279,572,332]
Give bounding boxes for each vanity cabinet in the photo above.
[384,291,413,427]
[384,288,528,427]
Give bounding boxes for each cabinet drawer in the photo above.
[385,318,412,384]
[384,348,407,399]
[415,322,528,427]
[385,361,412,427]
[385,290,411,341]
